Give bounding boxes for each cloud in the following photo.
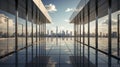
[65,8,80,12]
[0,14,14,27]
[0,14,7,24]
[66,61,71,64]
[45,4,57,13]
[74,8,80,12]
[64,19,70,23]
[102,19,117,25]
[8,19,14,27]
[65,8,74,12]
[59,26,65,30]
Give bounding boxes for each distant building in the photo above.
[62,30,65,36]
[51,30,55,36]
[100,32,102,37]
[66,30,68,35]
[70,31,72,36]
[112,32,117,37]
[51,30,53,35]
[47,30,49,35]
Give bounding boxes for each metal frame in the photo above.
[88,1,90,67]
[31,0,34,66]
[25,0,28,66]
[117,14,120,63]
[76,16,79,67]
[83,8,85,67]
[36,6,38,58]
[95,0,98,67]
[6,17,9,53]
[15,0,18,67]
[108,0,112,67]
[80,12,82,67]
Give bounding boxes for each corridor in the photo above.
[0,0,120,67]
[0,37,95,67]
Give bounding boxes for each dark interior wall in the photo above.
[0,0,15,15]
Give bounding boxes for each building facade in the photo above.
[70,0,120,67]
[0,0,51,67]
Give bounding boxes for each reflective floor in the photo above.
[0,37,120,67]
[0,38,74,67]
[45,38,74,67]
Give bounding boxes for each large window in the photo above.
[73,0,120,67]
[0,0,16,57]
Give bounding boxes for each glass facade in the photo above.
[0,0,120,67]
[0,0,50,67]
[72,0,120,67]
[0,1,16,56]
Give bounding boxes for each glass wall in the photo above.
[89,21,95,47]
[0,0,15,57]
[111,0,120,57]
[98,15,108,53]
[0,0,49,67]
[17,18,26,49]
[111,0,120,66]
[73,0,120,67]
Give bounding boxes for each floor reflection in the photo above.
[46,37,74,67]
[0,37,74,67]
[0,37,120,67]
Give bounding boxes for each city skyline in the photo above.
[0,0,120,67]
[42,0,81,33]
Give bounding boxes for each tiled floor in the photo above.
[0,38,120,67]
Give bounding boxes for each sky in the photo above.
[42,0,81,33]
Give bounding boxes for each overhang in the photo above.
[33,0,52,23]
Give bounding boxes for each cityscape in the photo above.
[0,14,119,38]
[0,0,120,67]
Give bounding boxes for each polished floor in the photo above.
[0,38,120,67]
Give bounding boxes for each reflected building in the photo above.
[62,30,65,36]
[112,32,117,37]
[70,31,72,36]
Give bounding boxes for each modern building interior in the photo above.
[0,0,120,67]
